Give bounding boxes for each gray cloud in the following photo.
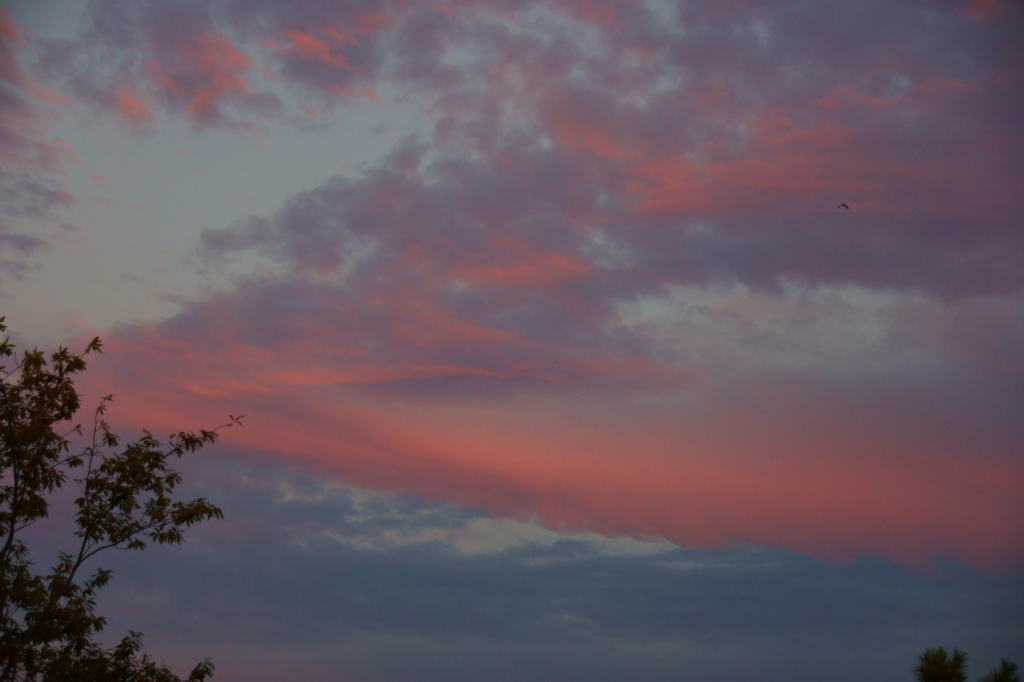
[80,451,1024,682]
[23,0,1024,294]
[0,19,74,278]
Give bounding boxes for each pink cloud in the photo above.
[0,8,24,47]
[113,89,155,125]
[25,0,1024,579]
[551,117,632,161]
[0,10,78,266]
[557,0,620,31]
[351,9,396,35]
[622,112,867,215]
[280,29,353,69]
[959,0,1006,17]
[82,332,1024,573]
[28,84,69,106]
[321,26,360,47]
[144,32,252,122]
[448,237,593,288]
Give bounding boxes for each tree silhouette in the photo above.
[0,317,239,681]
[914,647,969,682]
[980,660,1021,682]
[914,648,1021,682]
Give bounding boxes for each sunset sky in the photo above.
[1,0,1022,679]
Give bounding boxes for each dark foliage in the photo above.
[980,660,1022,682]
[0,317,239,681]
[915,647,969,682]
[915,648,1021,682]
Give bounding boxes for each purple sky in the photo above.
[2,0,1022,679]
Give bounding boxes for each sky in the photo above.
[1,0,1022,679]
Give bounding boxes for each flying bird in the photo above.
[837,203,849,209]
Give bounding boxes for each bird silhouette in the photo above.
[837,203,849,209]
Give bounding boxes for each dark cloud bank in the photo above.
[61,451,1018,682]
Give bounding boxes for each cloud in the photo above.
[33,0,282,132]
[112,88,155,126]
[68,452,1022,682]
[8,2,1021,677]
[0,8,76,277]
[79,282,1024,571]
[21,1,1024,284]
[65,0,1021,569]
[166,0,1022,296]
[25,0,1023,571]
[142,31,254,124]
